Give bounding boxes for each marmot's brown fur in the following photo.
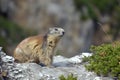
[13,27,65,66]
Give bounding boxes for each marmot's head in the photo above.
[48,27,65,37]
[44,27,65,48]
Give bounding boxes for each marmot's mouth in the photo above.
[60,35,64,37]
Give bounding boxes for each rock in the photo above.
[2,56,14,63]
[53,53,92,66]
[0,47,2,51]
[0,47,113,80]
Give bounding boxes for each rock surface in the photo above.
[0,47,113,80]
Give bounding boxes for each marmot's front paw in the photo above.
[39,63,46,67]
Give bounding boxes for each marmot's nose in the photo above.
[62,31,65,35]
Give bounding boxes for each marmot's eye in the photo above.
[55,28,58,31]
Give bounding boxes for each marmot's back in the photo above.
[13,27,65,66]
[14,35,44,63]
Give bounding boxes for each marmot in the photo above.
[13,27,65,66]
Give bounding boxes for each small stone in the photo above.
[2,56,15,63]
[94,77,102,80]
[0,52,6,57]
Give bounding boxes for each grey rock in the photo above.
[2,56,14,63]
[0,47,113,80]
[0,47,2,51]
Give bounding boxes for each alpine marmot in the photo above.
[13,27,65,66]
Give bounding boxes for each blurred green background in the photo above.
[0,0,120,57]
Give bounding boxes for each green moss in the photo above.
[59,74,77,80]
[85,41,120,79]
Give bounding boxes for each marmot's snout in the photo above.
[62,31,65,35]
[60,31,65,37]
[59,28,65,36]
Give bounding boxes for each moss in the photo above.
[59,74,77,80]
[84,41,120,79]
